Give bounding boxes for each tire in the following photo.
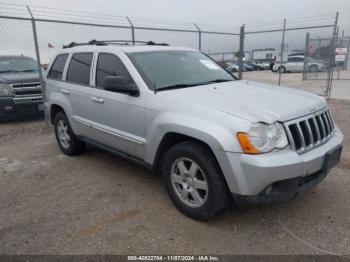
[162,141,230,221]
[278,66,286,73]
[54,111,86,156]
[309,65,318,73]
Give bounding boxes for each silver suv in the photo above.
[45,41,343,220]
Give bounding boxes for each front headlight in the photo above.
[0,84,11,96]
[237,122,289,154]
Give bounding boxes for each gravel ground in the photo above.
[0,100,349,256]
[243,71,350,101]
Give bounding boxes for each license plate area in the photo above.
[322,146,342,173]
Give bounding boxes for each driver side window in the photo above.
[95,53,133,87]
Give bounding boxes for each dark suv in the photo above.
[0,55,43,121]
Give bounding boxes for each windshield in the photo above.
[0,57,39,73]
[128,50,235,91]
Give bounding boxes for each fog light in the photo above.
[265,185,273,195]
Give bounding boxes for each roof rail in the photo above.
[63,39,169,48]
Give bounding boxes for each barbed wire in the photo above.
[0,2,339,34]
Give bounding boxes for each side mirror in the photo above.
[102,76,139,96]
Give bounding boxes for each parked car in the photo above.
[226,63,239,72]
[46,41,343,220]
[255,62,270,70]
[250,63,266,71]
[0,56,43,121]
[243,63,254,71]
[273,55,327,73]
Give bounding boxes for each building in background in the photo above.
[251,48,275,62]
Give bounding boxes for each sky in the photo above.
[8,0,349,30]
[1,0,350,62]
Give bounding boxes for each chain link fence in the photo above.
[0,3,341,125]
[333,36,350,80]
[0,16,44,122]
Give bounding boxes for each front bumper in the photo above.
[233,145,342,205]
[217,128,343,196]
[0,96,44,119]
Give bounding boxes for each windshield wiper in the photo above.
[156,83,201,92]
[200,79,234,85]
[156,79,234,92]
[21,69,38,73]
[0,70,19,73]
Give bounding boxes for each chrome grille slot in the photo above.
[299,121,311,147]
[11,82,42,97]
[316,115,326,139]
[285,109,335,154]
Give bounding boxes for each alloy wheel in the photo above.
[170,157,208,208]
[57,119,70,149]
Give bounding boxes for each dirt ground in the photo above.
[0,100,349,256]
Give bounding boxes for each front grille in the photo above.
[10,82,42,97]
[285,109,335,154]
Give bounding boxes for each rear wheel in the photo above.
[54,112,86,155]
[162,141,230,221]
[278,66,286,73]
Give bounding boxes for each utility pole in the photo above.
[27,5,47,124]
[278,19,286,86]
[303,32,310,81]
[126,17,135,45]
[326,12,339,98]
[193,23,201,51]
[238,25,245,80]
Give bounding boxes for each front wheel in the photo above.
[309,65,318,73]
[54,112,86,156]
[162,141,230,221]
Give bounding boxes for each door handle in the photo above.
[91,96,104,104]
[60,88,70,95]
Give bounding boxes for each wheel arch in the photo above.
[50,104,65,125]
[152,132,222,173]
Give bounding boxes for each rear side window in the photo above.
[66,53,93,85]
[96,53,133,87]
[47,54,68,80]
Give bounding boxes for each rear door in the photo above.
[89,52,146,159]
[63,52,95,137]
[293,56,305,72]
[287,57,297,71]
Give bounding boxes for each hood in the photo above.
[0,72,40,84]
[159,80,326,123]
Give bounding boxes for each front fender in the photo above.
[145,112,245,165]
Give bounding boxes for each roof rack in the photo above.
[63,39,169,48]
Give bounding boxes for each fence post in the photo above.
[303,32,310,81]
[193,23,201,51]
[278,19,286,86]
[326,12,339,98]
[26,5,47,124]
[126,17,135,45]
[238,25,245,80]
[345,37,350,70]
